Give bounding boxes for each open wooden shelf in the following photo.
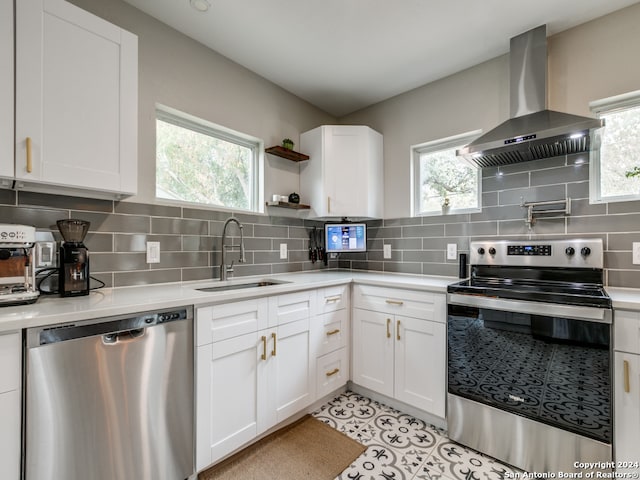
[265,146,309,162]
[265,201,310,210]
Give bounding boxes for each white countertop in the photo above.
[0,270,456,333]
[2,269,639,334]
[607,287,640,311]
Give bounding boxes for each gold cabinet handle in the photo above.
[261,335,267,361]
[386,318,391,338]
[325,295,341,304]
[397,320,401,341]
[624,360,630,393]
[386,299,404,306]
[326,329,340,336]
[327,196,331,213]
[26,137,32,173]
[326,368,340,377]
[271,332,277,357]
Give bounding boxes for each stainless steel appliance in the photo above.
[24,307,194,480]
[57,219,90,296]
[447,239,612,473]
[457,25,603,167]
[0,224,39,306]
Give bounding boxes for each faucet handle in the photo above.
[226,260,235,274]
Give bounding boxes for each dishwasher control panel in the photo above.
[29,306,193,347]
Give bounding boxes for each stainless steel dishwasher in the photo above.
[24,306,194,480]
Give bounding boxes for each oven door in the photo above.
[447,293,612,445]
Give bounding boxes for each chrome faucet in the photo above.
[219,217,246,281]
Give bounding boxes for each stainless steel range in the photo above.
[447,239,612,473]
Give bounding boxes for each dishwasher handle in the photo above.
[28,307,192,348]
[103,328,145,344]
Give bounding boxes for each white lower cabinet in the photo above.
[352,285,446,418]
[614,310,640,475]
[313,286,350,399]
[0,332,22,480]
[196,292,314,471]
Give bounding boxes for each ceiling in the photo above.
[123,0,640,117]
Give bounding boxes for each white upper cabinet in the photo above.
[0,1,14,184]
[300,125,383,219]
[14,0,138,198]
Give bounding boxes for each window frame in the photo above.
[589,90,640,204]
[155,104,264,213]
[410,130,482,217]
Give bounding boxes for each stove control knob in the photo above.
[581,247,591,256]
[477,247,485,255]
[488,247,496,255]
[565,247,575,256]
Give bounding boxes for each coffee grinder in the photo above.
[57,219,90,297]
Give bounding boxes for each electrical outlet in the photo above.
[447,243,457,260]
[146,241,160,263]
[633,242,640,265]
[383,244,392,259]
[280,243,288,260]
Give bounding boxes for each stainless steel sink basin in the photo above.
[196,279,289,293]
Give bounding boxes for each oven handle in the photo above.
[447,293,612,324]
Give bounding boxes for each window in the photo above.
[155,105,263,212]
[590,90,640,203]
[411,130,481,216]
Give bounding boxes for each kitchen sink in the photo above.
[195,279,290,293]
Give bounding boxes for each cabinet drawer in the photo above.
[316,348,349,399]
[0,332,21,394]
[268,291,314,327]
[615,310,640,355]
[353,284,445,322]
[197,298,268,346]
[314,309,348,357]
[317,284,349,314]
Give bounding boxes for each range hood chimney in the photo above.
[457,25,603,168]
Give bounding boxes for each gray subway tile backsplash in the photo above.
[4,151,640,289]
[482,172,529,193]
[498,184,566,206]
[530,164,589,187]
[115,201,181,217]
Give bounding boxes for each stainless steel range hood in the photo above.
[457,25,603,168]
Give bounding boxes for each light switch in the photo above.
[280,243,288,260]
[383,244,392,259]
[146,241,161,263]
[447,243,457,260]
[633,242,640,265]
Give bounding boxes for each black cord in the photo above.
[89,276,105,290]
[36,268,106,294]
[35,268,59,295]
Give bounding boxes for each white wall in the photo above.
[69,0,336,207]
[342,2,640,219]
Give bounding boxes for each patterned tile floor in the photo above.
[313,391,521,480]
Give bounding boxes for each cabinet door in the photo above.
[324,126,369,217]
[0,0,13,183]
[16,0,137,195]
[0,391,21,480]
[394,315,445,416]
[272,318,314,425]
[196,332,263,470]
[614,352,640,474]
[352,308,394,397]
[0,332,21,480]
